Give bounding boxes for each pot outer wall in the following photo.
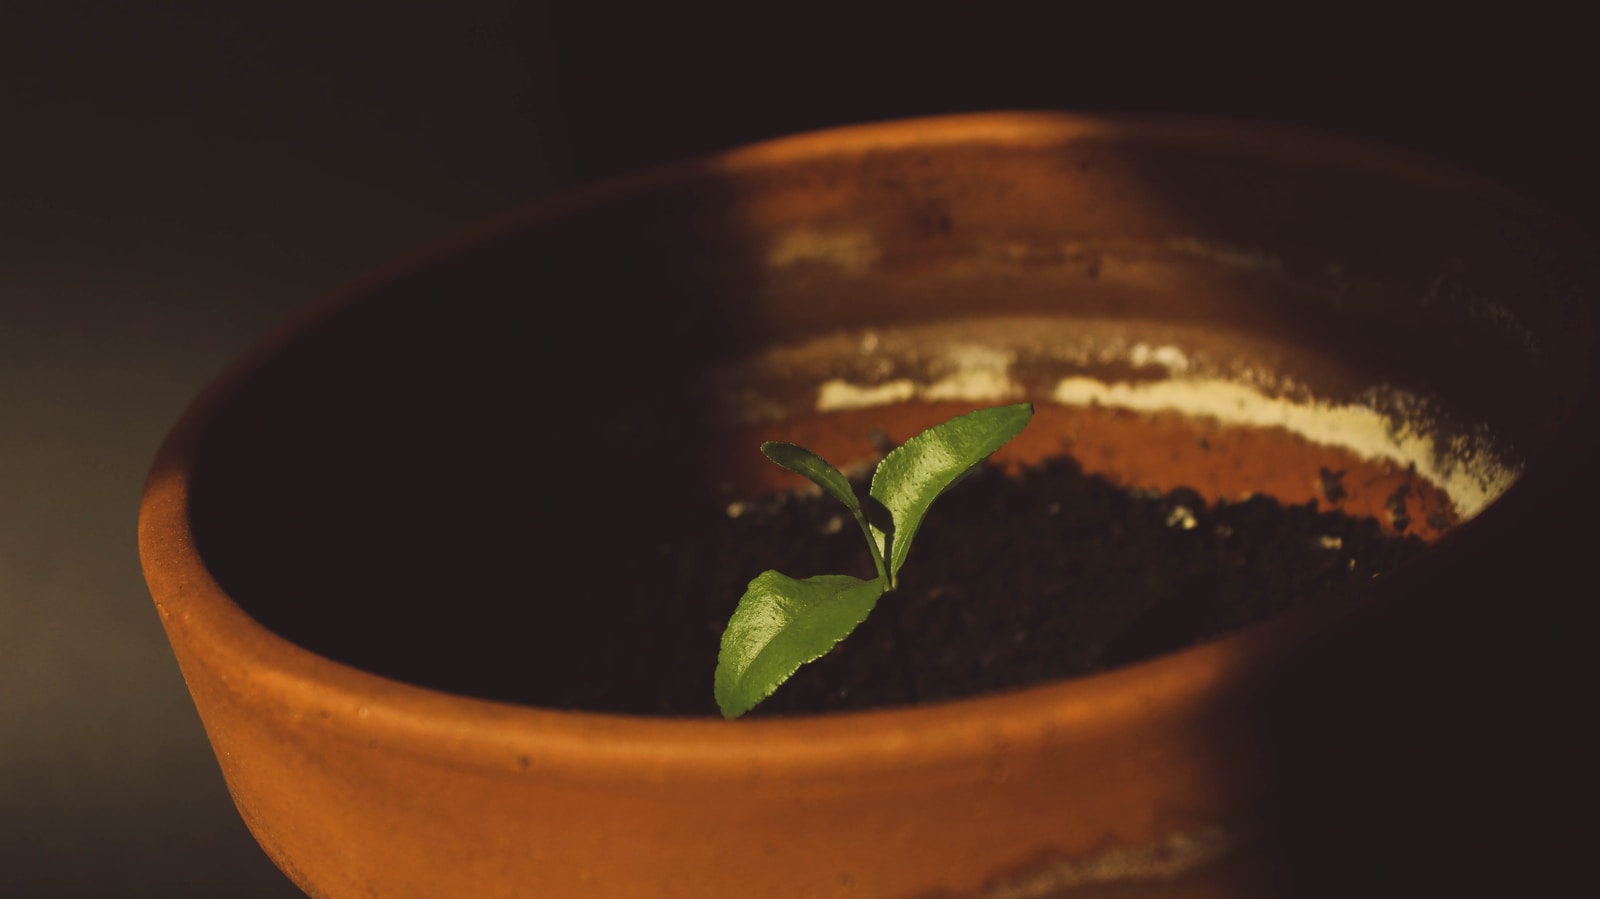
[140,113,1599,898]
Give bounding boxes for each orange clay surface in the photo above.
[712,401,1457,543]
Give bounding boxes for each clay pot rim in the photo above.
[137,111,1553,779]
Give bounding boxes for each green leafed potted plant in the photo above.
[717,403,1034,719]
[139,113,1597,898]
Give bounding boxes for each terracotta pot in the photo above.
[139,113,1598,898]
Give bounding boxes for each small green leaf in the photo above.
[714,571,887,719]
[763,440,889,582]
[869,403,1033,580]
[760,442,862,515]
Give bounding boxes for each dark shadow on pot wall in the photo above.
[1093,127,1593,478]
[1241,416,1600,897]
[1060,127,1600,895]
[1187,169,1600,893]
[184,184,736,712]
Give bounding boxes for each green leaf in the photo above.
[869,403,1033,580]
[714,571,887,719]
[762,440,889,582]
[760,442,862,515]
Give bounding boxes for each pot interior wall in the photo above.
[185,120,1595,709]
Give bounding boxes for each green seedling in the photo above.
[714,403,1034,718]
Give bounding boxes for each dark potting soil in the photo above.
[594,452,1431,718]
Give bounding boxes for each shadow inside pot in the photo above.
[1239,410,1599,898]
[186,182,768,710]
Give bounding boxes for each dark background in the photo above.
[533,4,1600,228]
[2,2,1594,896]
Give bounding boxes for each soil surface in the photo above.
[601,452,1431,718]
